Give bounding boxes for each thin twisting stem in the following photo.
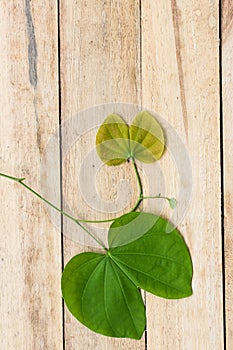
[130,158,143,212]
[143,195,168,200]
[0,172,107,250]
[0,166,174,248]
[142,195,176,208]
[0,166,144,225]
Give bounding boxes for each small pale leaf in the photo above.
[96,114,130,166]
[129,111,165,163]
[168,197,177,209]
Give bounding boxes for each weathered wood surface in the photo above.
[0,1,62,350]
[60,1,145,349]
[0,1,230,349]
[222,0,233,348]
[142,1,224,349]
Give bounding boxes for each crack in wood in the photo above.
[25,0,38,89]
[25,0,42,153]
[33,95,43,154]
[222,0,233,40]
[171,0,189,140]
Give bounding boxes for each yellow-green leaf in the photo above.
[129,111,165,163]
[96,111,165,166]
[96,114,130,166]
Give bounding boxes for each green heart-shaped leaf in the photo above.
[62,213,192,339]
[108,211,158,247]
[109,212,193,299]
[96,111,165,166]
[62,252,146,339]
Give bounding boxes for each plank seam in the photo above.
[219,1,226,349]
[139,1,147,349]
[139,0,142,109]
[57,0,65,349]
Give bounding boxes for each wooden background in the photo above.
[0,1,232,349]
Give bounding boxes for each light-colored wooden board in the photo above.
[0,1,62,349]
[222,0,233,348]
[0,1,228,349]
[142,0,224,349]
[60,0,146,349]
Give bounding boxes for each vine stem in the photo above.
[130,158,143,212]
[0,162,144,225]
[143,195,177,208]
[143,195,168,200]
[0,172,107,251]
[0,167,173,248]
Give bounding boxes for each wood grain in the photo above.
[60,1,145,349]
[0,1,229,349]
[142,0,224,349]
[0,1,62,349]
[222,0,233,347]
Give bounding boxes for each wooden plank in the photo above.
[60,1,146,349]
[222,0,233,347]
[142,0,224,349]
[0,1,62,349]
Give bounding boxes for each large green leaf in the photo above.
[96,111,164,165]
[96,114,130,166]
[62,252,146,339]
[108,211,158,247]
[62,213,193,339]
[109,212,193,299]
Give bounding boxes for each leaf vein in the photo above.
[112,256,187,294]
[104,124,129,154]
[81,258,106,322]
[109,259,139,335]
[104,260,116,334]
[113,252,191,276]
